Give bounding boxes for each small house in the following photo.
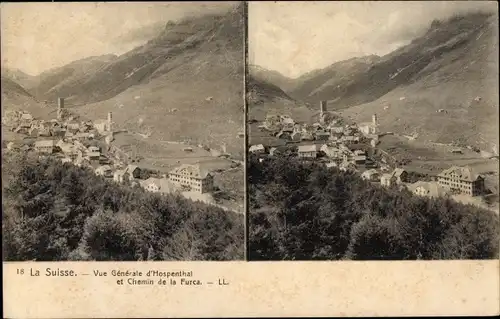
[410,181,448,198]
[353,155,367,164]
[60,157,72,164]
[113,170,126,183]
[6,141,20,151]
[315,131,330,141]
[51,128,67,138]
[320,144,341,159]
[86,151,101,161]
[88,145,100,153]
[95,165,113,178]
[291,131,302,141]
[276,130,292,140]
[339,161,357,172]
[249,144,266,154]
[140,178,176,195]
[361,169,380,181]
[381,173,397,187]
[125,164,141,180]
[325,162,338,168]
[66,122,80,133]
[301,131,314,141]
[298,144,319,159]
[391,168,408,184]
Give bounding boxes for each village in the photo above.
[2,97,241,212]
[248,101,497,209]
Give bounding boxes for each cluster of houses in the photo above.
[361,165,485,198]
[250,101,383,172]
[256,101,381,147]
[4,100,217,197]
[8,134,216,196]
[3,107,113,143]
[250,101,487,200]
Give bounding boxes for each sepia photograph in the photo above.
[247,1,499,261]
[1,1,245,261]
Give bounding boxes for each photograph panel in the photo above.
[1,1,246,261]
[247,1,499,260]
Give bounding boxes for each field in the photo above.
[112,131,244,212]
[377,134,498,174]
[112,132,233,172]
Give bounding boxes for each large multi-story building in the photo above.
[437,166,485,196]
[34,140,56,154]
[168,164,214,194]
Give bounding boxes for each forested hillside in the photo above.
[2,152,244,261]
[248,155,499,260]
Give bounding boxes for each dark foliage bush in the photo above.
[248,155,499,260]
[2,152,244,261]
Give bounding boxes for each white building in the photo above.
[380,173,397,187]
[362,169,380,181]
[409,181,448,198]
[437,166,485,196]
[95,165,113,178]
[249,144,266,154]
[140,178,176,195]
[113,170,126,183]
[298,144,320,158]
[358,114,379,136]
[34,140,56,154]
[320,144,341,159]
[168,164,214,194]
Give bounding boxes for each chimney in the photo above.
[320,100,327,117]
[372,114,378,126]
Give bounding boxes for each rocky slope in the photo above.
[252,12,499,150]
[70,3,245,155]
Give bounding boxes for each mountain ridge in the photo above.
[250,11,499,149]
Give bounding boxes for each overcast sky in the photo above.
[1,2,236,75]
[249,1,497,78]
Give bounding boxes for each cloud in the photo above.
[249,1,498,78]
[1,2,237,75]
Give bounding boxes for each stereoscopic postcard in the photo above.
[2,1,499,317]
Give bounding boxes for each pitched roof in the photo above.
[169,163,212,179]
[21,113,33,120]
[362,169,379,177]
[316,131,330,136]
[140,178,176,194]
[392,168,406,178]
[34,140,55,148]
[438,166,482,182]
[96,165,112,172]
[381,173,395,180]
[114,169,125,177]
[298,144,319,152]
[249,144,265,152]
[87,151,100,158]
[125,164,139,174]
[410,181,448,198]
